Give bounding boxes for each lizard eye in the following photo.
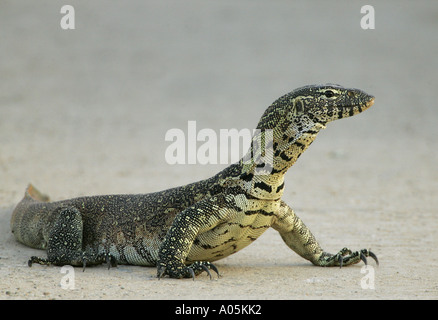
[323,90,335,98]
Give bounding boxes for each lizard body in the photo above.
[11,84,378,279]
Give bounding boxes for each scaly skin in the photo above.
[11,84,378,279]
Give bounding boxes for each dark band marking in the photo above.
[254,181,272,193]
[293,141,306,149]
[280,152,292,162]
[240,172,253,182]
[244,210,274,216]
[276,182,285,193]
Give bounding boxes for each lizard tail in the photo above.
[10,184,51,249]
[23,184,50,202]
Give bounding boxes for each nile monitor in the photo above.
[11,84,378,279]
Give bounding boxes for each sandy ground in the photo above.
[1,1,437,300]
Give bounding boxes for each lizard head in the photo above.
[297,84,374,124]
[249,84,374,176]
[257,84,374,130]
[287,84,374,125]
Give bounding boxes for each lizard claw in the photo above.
[208,263,221,278]
[360,251,367,265]
[156,260,220,280]
[188,267,196,281]
[200,264,212,280]
[190,261,220,280]
[368,250,379,266]
[105,253,117,270]
[157,265,166,280]
[318,247,379,267]
[335,247,352,268]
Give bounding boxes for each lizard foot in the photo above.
[104,253,118,270]
[83,252,118,270]
[82,252,117,271]
[28,256,51,267]
[28,251,101,269]
[157,260,220,280]
[317,248,379,267]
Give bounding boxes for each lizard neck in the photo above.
[235,115,326,200]
[269,119,326,175]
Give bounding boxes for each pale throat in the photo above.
[236,120,325,200]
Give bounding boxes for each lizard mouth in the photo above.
[359,97,375,112]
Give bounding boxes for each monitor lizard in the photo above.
[11,84,378,279]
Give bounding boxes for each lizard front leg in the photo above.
[156,195,232,280]
[272,201,378,267]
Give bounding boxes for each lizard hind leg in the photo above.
[29,206,87,267]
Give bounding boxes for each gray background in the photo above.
[0,0,437,299]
